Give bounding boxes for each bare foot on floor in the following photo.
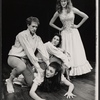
[5,79,14,93]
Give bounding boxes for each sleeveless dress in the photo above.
[59,10,92,76]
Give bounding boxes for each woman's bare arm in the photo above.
[61,74,76,98]
[29,82,46,100]
[49,11,63,31]
[72,7,89,28]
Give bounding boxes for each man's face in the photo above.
[28,21,38,35]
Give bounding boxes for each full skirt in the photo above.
[61,28,92,76]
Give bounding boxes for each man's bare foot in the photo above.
[5,79,14,93]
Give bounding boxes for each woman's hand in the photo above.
[58,48,65,53]
[71,24,79,29]
[59,27,65,31]
[64,92,76,99]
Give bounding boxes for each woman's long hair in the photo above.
[56,0,73,14]
[39,62,62,92]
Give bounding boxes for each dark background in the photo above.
[2,0,95,64]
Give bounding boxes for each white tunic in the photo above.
[8,29,49,66]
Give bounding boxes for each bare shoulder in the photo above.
[54,11,59,16]
[72,7,80,13]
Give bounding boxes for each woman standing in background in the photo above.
[49,0,92,76]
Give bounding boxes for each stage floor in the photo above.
[1,62,96,100]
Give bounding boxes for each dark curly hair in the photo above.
[39,62,62,92]
[51,33,62,47]
[56,0,73,14]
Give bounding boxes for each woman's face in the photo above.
[60,0,68,8]
[46,66,56,78]
[51,36,60,47]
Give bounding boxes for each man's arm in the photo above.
[37,37,50,67]
[18,33,43,73]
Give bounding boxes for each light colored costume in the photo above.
[13,71,67,86]
[44,41,70,68]
[8,29,49,72]
[37,41,71,68]
[12,41,70,87]
[59,10,92,76]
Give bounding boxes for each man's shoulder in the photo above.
[36,35,42,40]
[19,30,28,34]
[18,30,28,36]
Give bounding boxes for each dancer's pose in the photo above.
[6,16,49,93]
[49,0,92,76]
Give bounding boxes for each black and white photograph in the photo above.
[1,0,98,100]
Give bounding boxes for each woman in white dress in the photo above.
[49,0,92,76]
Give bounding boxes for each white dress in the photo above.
[59,10,92,76]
